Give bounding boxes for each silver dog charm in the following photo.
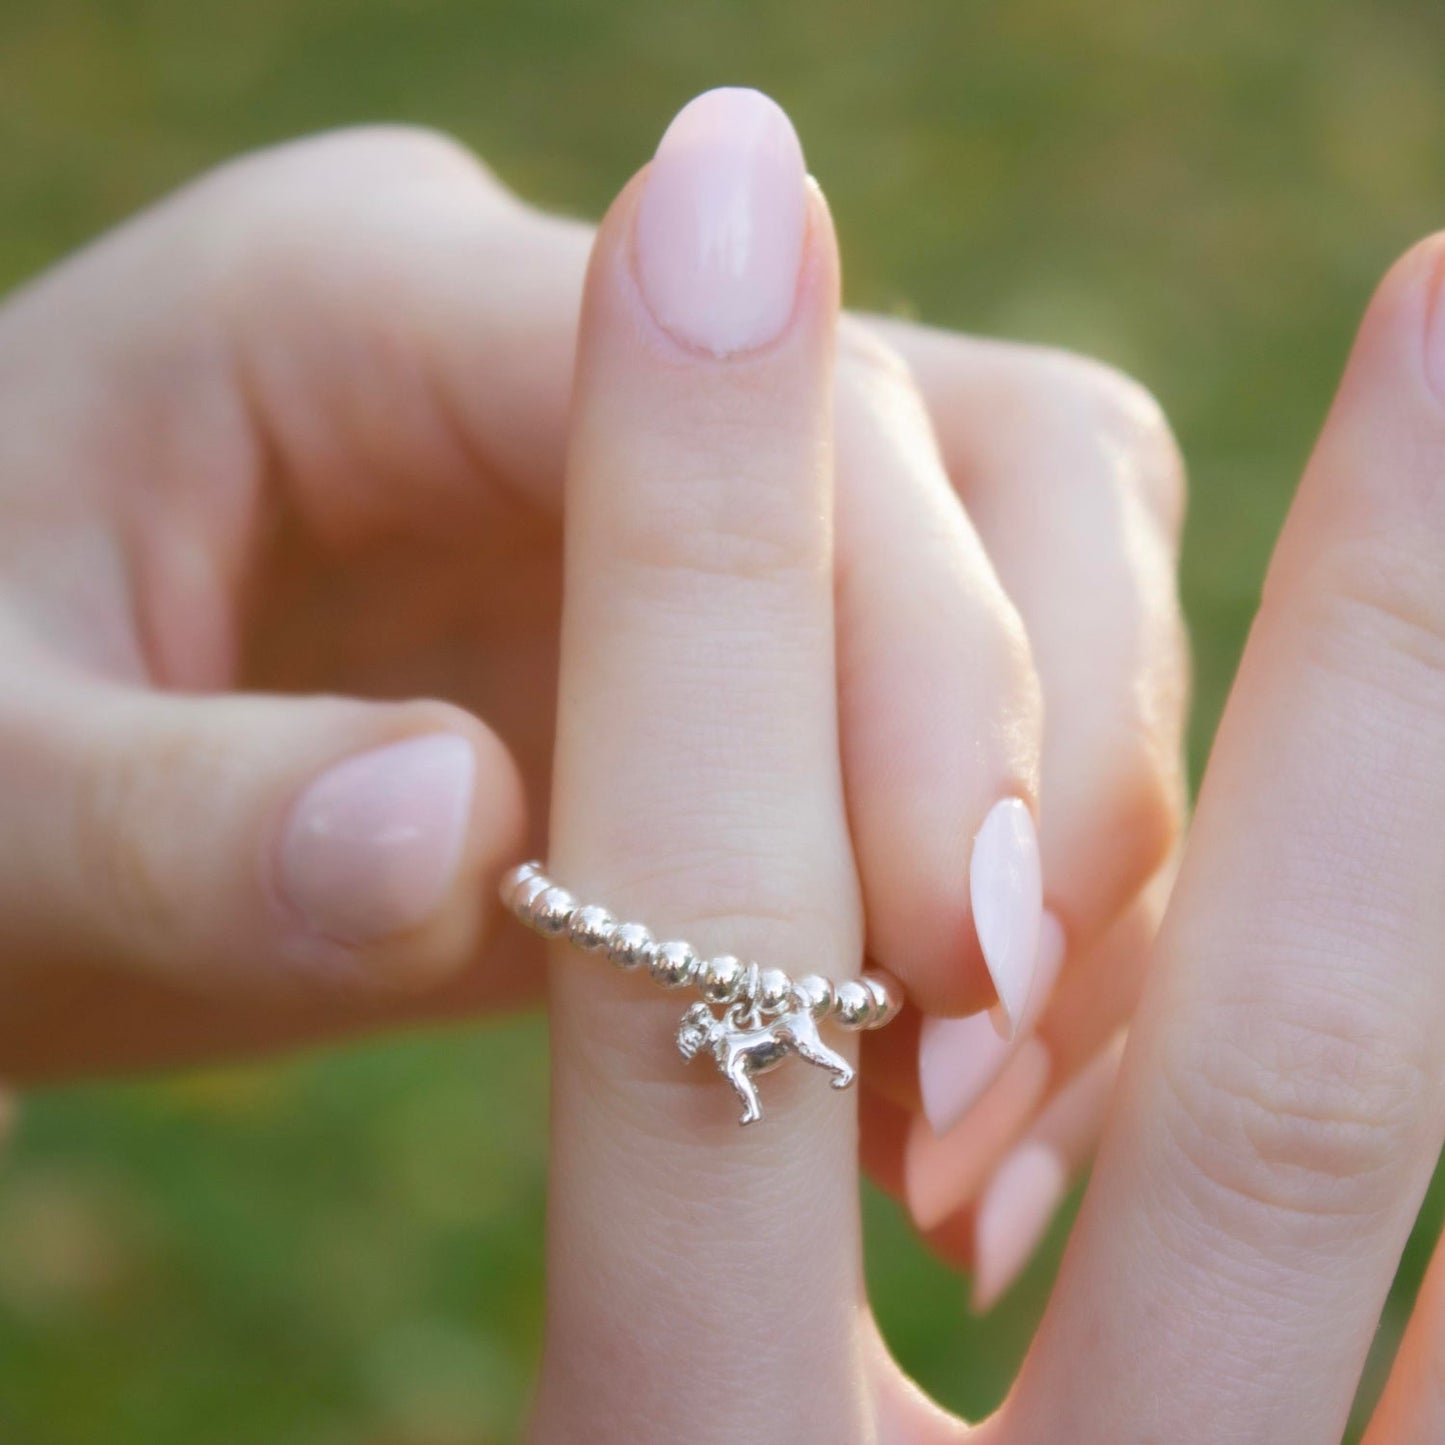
[676,999,856,1126]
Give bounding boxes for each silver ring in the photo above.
[499,860,903,1126]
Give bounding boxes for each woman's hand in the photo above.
[0,94,1186,1286]
[526,93,1445,1442]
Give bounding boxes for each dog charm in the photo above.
[675,998,856,1126]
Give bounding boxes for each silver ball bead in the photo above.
[498,861,541,908]
[531,886,577,937]
[833,979,874,1030]
[790,974,834,1018]
[513,872,552,921]
[568,904,616,952]
[862,972,901,1027]
[606,922,653,971]
[651,940,698,989]
[700,954,745,1004]
[757,967,792,1012]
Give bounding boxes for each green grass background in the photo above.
[0,0,1442,1439]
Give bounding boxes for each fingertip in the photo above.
[1419,234,1445,408]
[276,707,527,993]
[1317,232,1445,468]
[279,731,478,947]
[635,87,808,356]
[1354,232,1445,404]
[970,1141,1068,1313]
[904,1038,1051,1231]
[917,909,1065,1135]
[971,798,1044,1034]
[1263,232,1445,681]
[591,86,835,366]
[919,1012,1011,1137]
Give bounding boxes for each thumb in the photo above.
[0,657,524,1008]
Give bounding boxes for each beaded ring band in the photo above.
[499,861,904,1126]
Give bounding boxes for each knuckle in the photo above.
[214,123,505,211]
[593,435,827,587]
[74,734,202,960]
[1158,983,1433,1230]
[189,125,517,310]
[836,317,919,392]
[1101,745,1185,896]
[1281,532,1445,712]
[1052,723,1186,928]
[1034,351,1188,539]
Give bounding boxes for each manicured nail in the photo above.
[280,734,475,945]
[634,87,808,356]
[904,1038,1052,1232]
[919,911,1065,1136]
[972,1141,1069,1312]
[970,798,1044,1039]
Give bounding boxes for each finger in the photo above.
[913,1040,1120,1285]
[1010,237,1445,1443]
[0,130,585,1073]
[859,1085,912,1202]
[1363,1228,1445,1445]
[870,317,1189,958]
[863,861,1162,1118]
[969,1039,1120,1309]
[869,880,1159,1224]
[0,647,525,1077]
[0,121,1155,1093]
[904,1040,1051,1231]
[833,320,1044,1024]
[912,911,1064,1131]
[531,90,868,1441]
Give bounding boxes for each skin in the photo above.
[0,118,1187,1278]
[530,120,1445,1443]
[1,85,1437,1444]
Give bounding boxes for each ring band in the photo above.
[499,860,903,1125]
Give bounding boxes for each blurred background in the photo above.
[0,0,1442,1440]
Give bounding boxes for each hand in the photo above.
[526,92,1445,1442]
[0,97,1185,1285]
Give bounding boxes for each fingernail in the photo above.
[970,798,1044,1039]
[904,1038,1052,1232]
[972,1141,1069,1312]
[919,911,1065,1136]
[280,734,475,945]
[634,87,808,357]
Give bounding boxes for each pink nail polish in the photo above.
[918,911,1065,1136]
[280,734,475,945]
[970,798,1044,1039]
[634,87,808,357]
[972,1141,1069,1312]
[904,1038,1052,1232]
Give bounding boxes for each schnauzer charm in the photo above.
[675,999,856,1126]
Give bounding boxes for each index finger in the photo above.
[1007,238,1445,1444]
